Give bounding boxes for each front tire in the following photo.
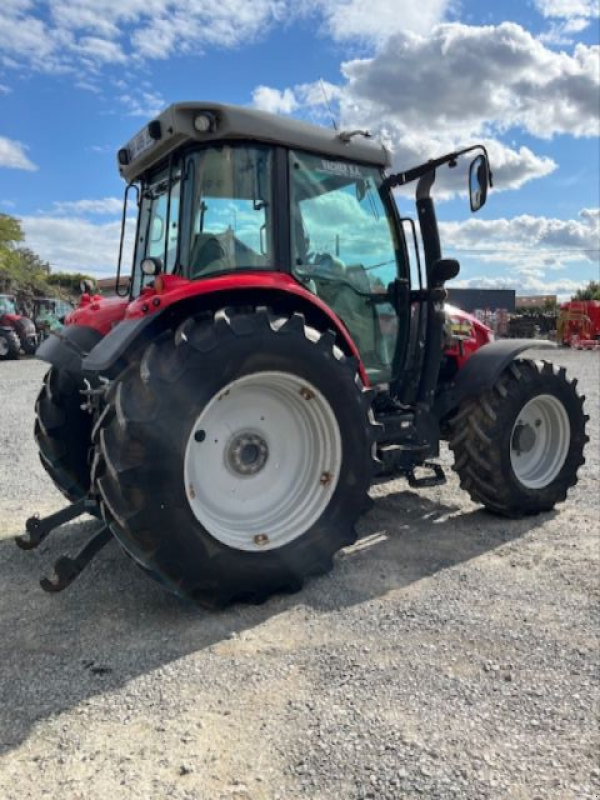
[93,310,376,607]
[449,359,588,517]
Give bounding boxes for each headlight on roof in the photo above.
[194,112,216,133]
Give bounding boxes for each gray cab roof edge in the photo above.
[119,101,392,182]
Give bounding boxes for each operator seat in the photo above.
[190,232,231,277]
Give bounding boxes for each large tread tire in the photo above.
[449,359,588,517]
[0,329,20,360]
[35,368,94,501]
[93,309,377,608]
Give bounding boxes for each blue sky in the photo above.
[0,0,598,297]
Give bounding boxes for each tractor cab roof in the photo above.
[118,102,392,183]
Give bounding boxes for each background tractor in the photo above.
[23,103,588,606]
[0,293,38,357]
[32,296,73,340]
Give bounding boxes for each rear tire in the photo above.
[449,359,588,517]
[35,368,94,501]
[93,310,376,607]
[0,329,20,360]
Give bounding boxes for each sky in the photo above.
[0,0,599,298]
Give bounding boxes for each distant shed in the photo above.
[446,288,516,314]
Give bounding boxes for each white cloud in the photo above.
[0,0,450,78]
[119,89,166,117]
[535,0,598,44]
[52,197,123,215]
[0,83,11,94]
[306,0,450,44]
[441,208,600,274]
[339,24,599,140]
[0,136,37,170]
[533,0,599,18]
[252,86,299,115]
[20,214,134,275]
[0,0,289,75]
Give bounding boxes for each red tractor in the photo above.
[557,300,600,348]
[20,103,588,606]
[0,294,38,358]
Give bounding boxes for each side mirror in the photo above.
[141,256,163,276]
[430,258,460,287]
[469,154,489,212]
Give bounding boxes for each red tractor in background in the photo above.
[558,300,600,348]
[0,294,38,359]
[19,103,588,606]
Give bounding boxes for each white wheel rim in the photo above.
[183,371,342,552]
[510,394,570,489]
[0,337,8,357]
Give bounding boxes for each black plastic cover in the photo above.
[82,316,156,375]
[36,325,104,376]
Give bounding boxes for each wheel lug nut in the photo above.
[254,533,269,546]
[320,471,333,486]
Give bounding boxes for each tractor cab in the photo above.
[116,103,490,391]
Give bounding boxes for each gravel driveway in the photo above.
[0,349,598,799]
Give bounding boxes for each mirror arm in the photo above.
[383,144,493,190]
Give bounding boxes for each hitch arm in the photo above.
[40,525,112,593]
[16,498,91,550]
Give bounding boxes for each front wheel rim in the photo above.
[510,394,571,489]
[183,371,342,552]
[0,337,8,357]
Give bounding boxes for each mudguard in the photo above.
[81,315,158,375]
[436,338,557,419]
[36,325,104,376]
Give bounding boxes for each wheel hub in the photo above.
[0,338,8,357]
[226,432,269,476]
[512,422,536,455]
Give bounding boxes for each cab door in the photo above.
[289,150,409,384]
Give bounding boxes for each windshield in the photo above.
[0,296,16,314]
[132,144,274,295]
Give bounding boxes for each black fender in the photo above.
[81,316,159,376]
[435,339,557,420]
[36,325,105,377]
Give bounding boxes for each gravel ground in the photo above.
[0,349,598,800]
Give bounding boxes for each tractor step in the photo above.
[16,497,96,550]
[406,462,446,488]
[40,525,112,593]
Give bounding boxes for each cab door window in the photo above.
[290,150,403,382]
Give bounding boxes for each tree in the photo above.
[573,281,600,301]
[0,214,23,250]
[16,248,50,275]
[0,214,57,294]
